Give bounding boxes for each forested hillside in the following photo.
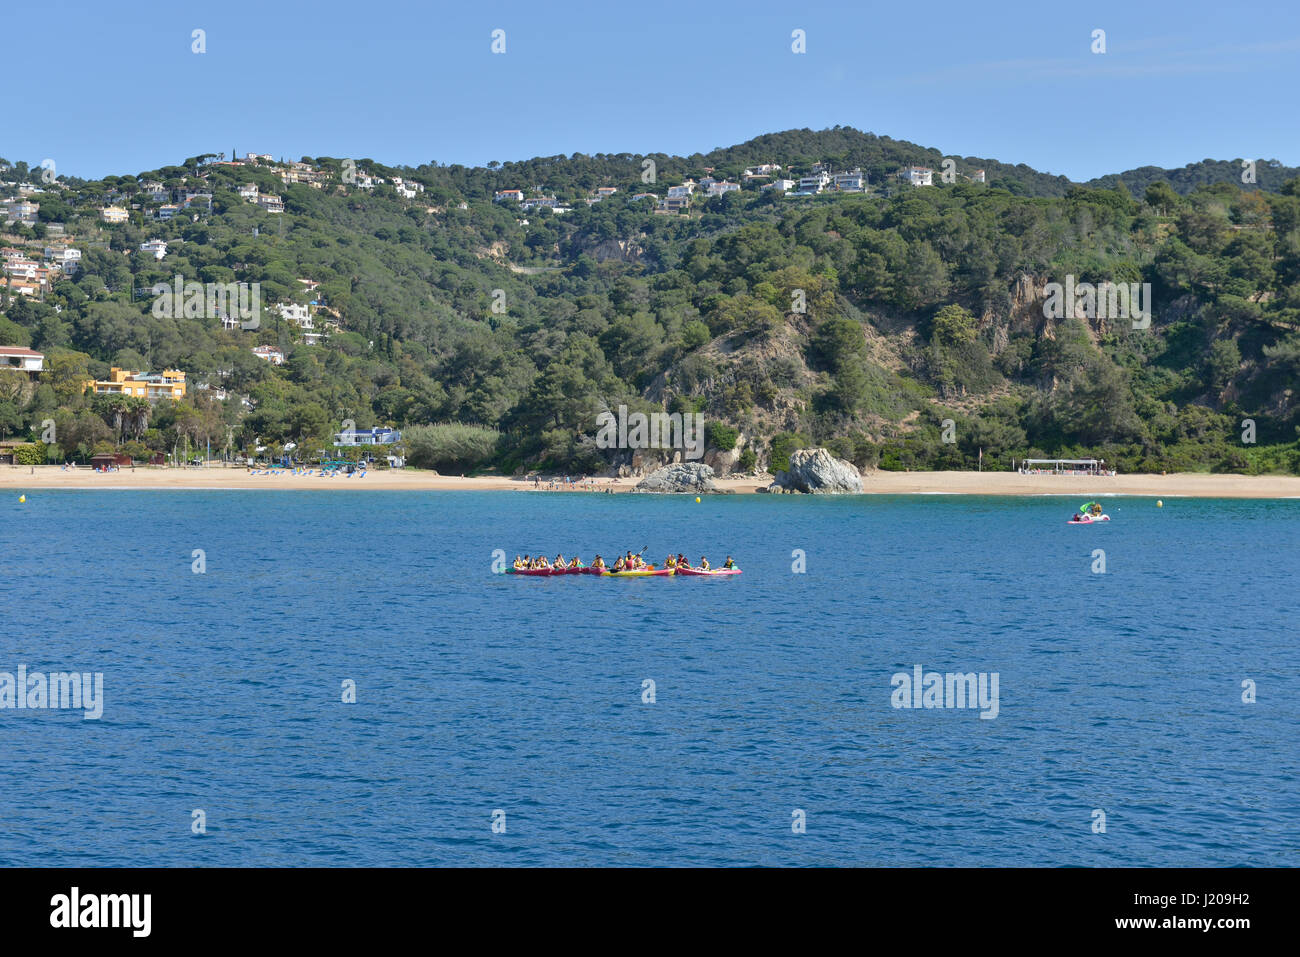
[2,127,1299,475]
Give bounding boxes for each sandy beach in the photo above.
[2,464,1299,498]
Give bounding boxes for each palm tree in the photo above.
[124,396,151,440]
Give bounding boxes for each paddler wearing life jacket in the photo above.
[723,556,735,569]
[664,555,677,569]
[612,556,627,571]
[592,555,606,569]
[699,556,711,570]
[513,555,525,569]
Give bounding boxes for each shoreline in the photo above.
[3,465,1299,498]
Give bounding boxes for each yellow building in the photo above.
[86,367,187,400]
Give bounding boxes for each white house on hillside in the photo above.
[901,166,934,187]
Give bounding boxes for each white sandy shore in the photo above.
[2,465,1299,498]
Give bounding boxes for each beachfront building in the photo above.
[86,367,187,400]
[1016,458,1116,477]
[333,426,402,447]
[0,345,45,374]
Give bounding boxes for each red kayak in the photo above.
[675,567,741,576]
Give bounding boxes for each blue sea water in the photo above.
[0,490,1296,867]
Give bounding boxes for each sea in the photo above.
[2,490,1296,866]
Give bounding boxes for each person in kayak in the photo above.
[537,555,551,569]
[699,556,711,570]
[592,555,606,570]
[554,553,566,568]
[664,555,677,569]
[676,554,690,569]
[723,556,735,569]
[568,556,582,569]
[514,555,525,569]
[612,556,627,571]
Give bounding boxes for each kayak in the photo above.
[601,567,674,577]
[1067,515,1110,524]
[506,566,596,575]
[675,567,741,576]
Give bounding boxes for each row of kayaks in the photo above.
[502,566,740,577]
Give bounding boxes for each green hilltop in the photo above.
[1,126,1298,475]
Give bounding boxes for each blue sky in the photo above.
[12,0,1300,181]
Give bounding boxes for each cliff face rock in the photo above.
[769,448,862,494]
[704,432,746,476]
[634,462,718,493]
[586,238,644,263]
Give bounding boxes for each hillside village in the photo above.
[2,149,983,386]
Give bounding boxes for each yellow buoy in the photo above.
[18,495,26,503]
[695,497,701,503]
[1157,500,1163,508]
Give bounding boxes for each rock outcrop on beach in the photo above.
[768,448,863,494]
[633,462,718,493]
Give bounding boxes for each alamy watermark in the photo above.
[595,404,704,460]
[1,665,103,719]
[1043,275,1150,329]
[890,665,999,719]
[152,274,261,328]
